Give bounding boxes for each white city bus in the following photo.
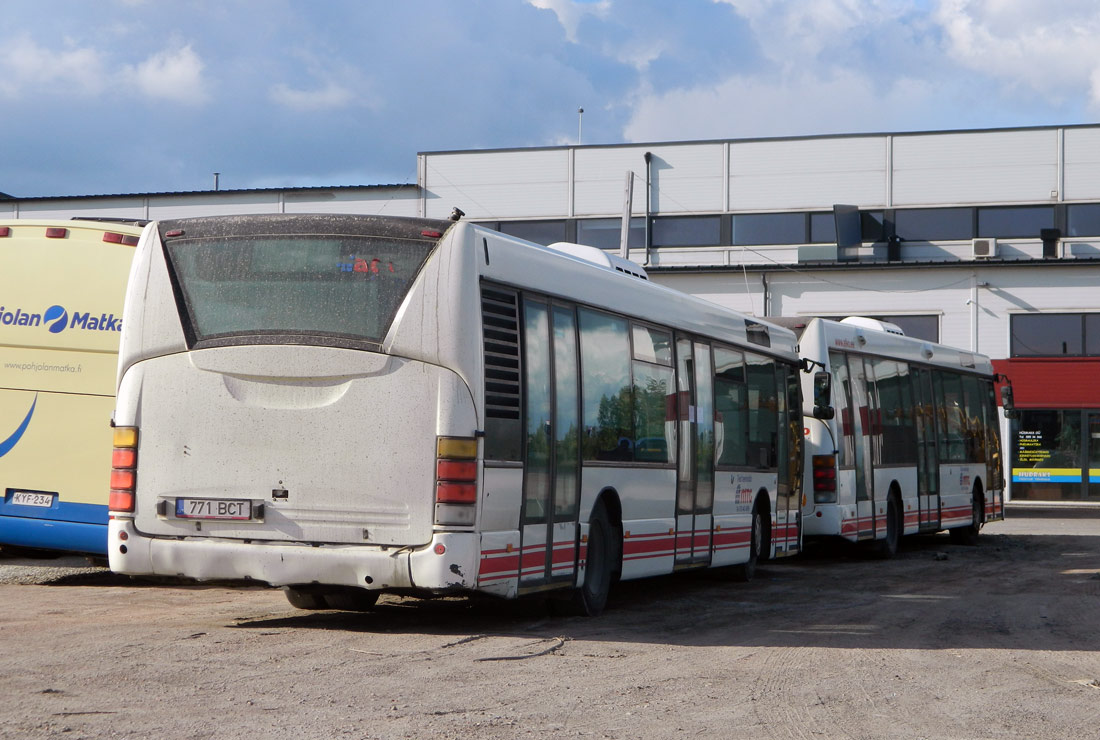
[0,219,143,555]
[786,316,1006,556]
[107,214,805,614]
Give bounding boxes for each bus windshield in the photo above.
[163,223,439,346]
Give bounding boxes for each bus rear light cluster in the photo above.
[103,231,140,246]
[109,426,139,514]
[812,454,837,503]
[435,436,477,525]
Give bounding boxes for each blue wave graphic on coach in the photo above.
[43,305,68,334]
[0,394,37,458]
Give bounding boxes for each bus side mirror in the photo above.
[813,371,834,420]
[1001,385,1017,420]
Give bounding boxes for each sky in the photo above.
[2,0,1099,198]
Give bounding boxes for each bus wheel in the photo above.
[730,506,763,582]
[950,489,983,546]
[283,586,329,610]
[570,502,615,617]
[322,587,380,612]
[874,493,901,559]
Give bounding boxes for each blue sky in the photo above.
[2,0,1098,197]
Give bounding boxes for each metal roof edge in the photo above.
[645,256,1100,274]
[4,183,418,202]
[418,122,1100,158]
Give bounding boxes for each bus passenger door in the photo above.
[773,366,803,555]
[674,338,714,566]
[848,355,876,539]
[912,367,941,530]
[519,300,580,589]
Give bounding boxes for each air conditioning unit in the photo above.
[972,237,997,259]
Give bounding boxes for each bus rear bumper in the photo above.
[107,518,479,593]
[802,504,857,541]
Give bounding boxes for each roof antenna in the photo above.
[450,207,465,222]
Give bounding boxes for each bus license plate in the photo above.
[11,491,55,508]
[175,498,251,520]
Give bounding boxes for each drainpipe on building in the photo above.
[761,274,770,318]
[967,275,989,352]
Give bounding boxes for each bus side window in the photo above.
[745,352,777,470]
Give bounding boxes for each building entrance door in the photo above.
[1086,412,1100,499]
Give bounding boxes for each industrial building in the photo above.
[4,124,1099,501]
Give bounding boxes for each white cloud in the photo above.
[718,0,921,64]
[0,36,106,97]
[527,0,610,44]
[934,0,1100,109]
[270,81,355,111]
[623,68,937,142]
[622,0,1100,144]
[124,45,209,105]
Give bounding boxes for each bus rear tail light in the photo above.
[103,231,140,246]
[109,426,138,514]
[812,454,837,503]
[435,436,478,525]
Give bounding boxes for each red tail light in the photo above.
[435,436,478,525]
[110,426,138,513]
[103,232,140,246]
[436,482,477,503]
[812,454,837,503]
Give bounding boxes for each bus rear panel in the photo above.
[109,214,481,592]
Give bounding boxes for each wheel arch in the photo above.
[591,486,623,581]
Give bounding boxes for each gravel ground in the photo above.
[0,504,1098,740]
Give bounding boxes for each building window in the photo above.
[732,213,806,245]
[1012,410,1084,501]
[1086,315,1100,355]
[651,216,721,247]
[575,218,645,251]
[498,220,566,246]
[860,211,885,242]
[1010,313,1092,357]
[809,213,835,243]
[886,315,939,343]
[894,208,973,241]
[821,315,939,343]
[978,206,1054,238]
[1067,204,1100,237]
[809,210,885,244]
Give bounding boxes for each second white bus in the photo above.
[107,214,805,614]
[787,316,1006,556]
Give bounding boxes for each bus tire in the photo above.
[283,586,329,610]
[322,587,380,612]
[874,492,901,559]
[570,502,616,617]
[730,504,763,582]
[950,487,983,546]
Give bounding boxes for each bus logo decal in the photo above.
[0,304,120,334]
[44,305,68,334]
[0,393,36,459]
